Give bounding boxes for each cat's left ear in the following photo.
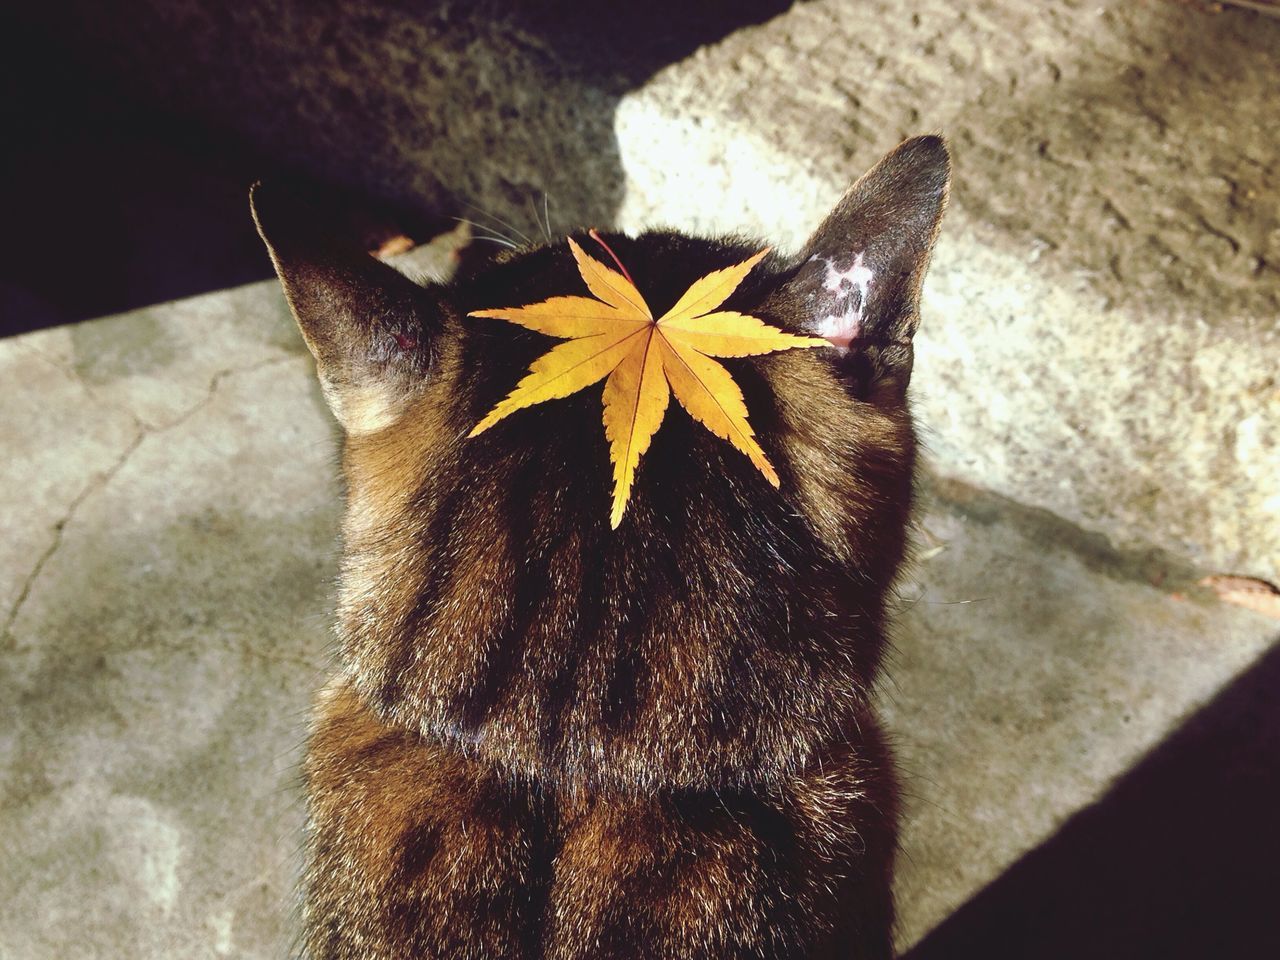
[251,182,440,434]
[775,135,950,398]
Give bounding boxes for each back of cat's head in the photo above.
[252,136,949,787]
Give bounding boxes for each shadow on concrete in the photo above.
[0,1,795,335]
[904,637,1280,960]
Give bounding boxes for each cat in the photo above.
[252,134,950,960]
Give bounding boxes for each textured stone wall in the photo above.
[613,0,1280,580]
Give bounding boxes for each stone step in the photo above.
[611,0,1280,583]
[2,237,1274,956]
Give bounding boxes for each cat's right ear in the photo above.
[775,135,950,399]
[250,182,440,434]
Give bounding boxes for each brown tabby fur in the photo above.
[254,136,950,959]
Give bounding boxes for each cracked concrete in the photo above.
[2,287,309,639]
[3,352,304,639]
[2,429,144,640]
[0,236,459,959]
[1,348,334,960]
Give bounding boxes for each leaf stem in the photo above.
[588,228,636,288]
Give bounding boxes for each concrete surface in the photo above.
[2,240,1275,955]
[884,484,1277,945]
[0,291,327,960]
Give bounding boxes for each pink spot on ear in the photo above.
[816,314,861,350]
[811,252,873,350]
[393,332,418,352]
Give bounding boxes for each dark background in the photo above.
[2,11,280,334]
[0,1,794,335]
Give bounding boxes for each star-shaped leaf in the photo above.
[470,237,827,527]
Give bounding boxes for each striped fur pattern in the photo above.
[308,681,896,960]
[254,135,950,959]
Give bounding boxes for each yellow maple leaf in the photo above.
[470,236,828,527]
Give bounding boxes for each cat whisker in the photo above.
[893,588,990,612]
[528,193,552,243]
[461,201,533,245]
[543,192,553,240]
[471,235,519,250]
[450,217,518,247]
[451,218,520,250]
